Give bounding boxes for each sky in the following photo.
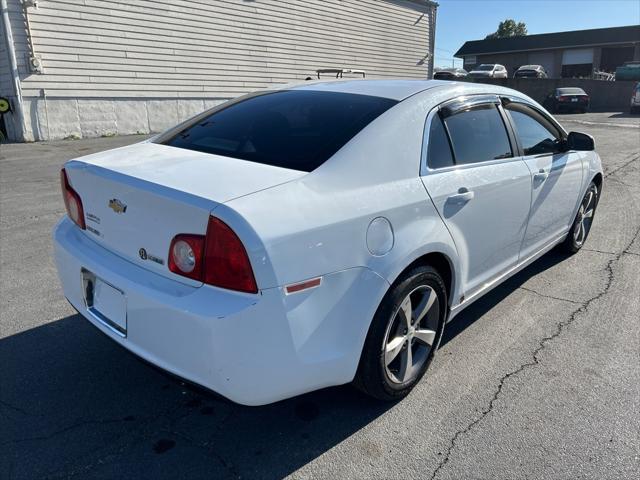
[434,0,639,68]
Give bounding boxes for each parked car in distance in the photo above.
[630,82,640,114]
[433,68,468,80]
[54,80,603,405]
[514,65,548,79]
[615,61,640,81]
[468,64,508,79]
[543,87,590,113]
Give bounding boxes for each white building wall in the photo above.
[3,0,436,141]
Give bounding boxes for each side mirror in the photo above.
[567,131,595,151]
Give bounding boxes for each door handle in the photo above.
[534,169,549,181]
[448,188,475,204]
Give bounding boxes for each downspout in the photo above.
[428,3,437,78]
[1,0,26,142]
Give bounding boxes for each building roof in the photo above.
[455,25,640,57]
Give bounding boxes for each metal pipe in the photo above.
[1,0,26,141]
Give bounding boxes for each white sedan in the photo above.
[54,80,602,405]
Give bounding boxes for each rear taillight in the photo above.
[203,217,257,293]
[60,168,86,229]
[168,234,204,281]
[557,95,568,101]
[169,216,258,293]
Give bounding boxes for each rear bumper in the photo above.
[558,101,589,110]
[53,218,388,405]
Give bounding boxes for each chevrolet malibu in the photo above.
[54,80,603,405]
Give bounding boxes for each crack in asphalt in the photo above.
[517,286,582,305]
[38,396,204,479]
[0,399,41,418]
[429,189,640,479]
[604,155,639,179]
[582,248,617,256]
[1,397,186,448]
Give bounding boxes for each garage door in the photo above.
[529,51,555,77]
[562,48,594,65]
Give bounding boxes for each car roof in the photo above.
[278,78,535,104]
[518,65,541,70]
[557,87,587,94]
[281,79,451,101]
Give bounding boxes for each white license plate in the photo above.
[571,98,578,102]
[83,270,127,336]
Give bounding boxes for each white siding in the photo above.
[5,0,435,140]
[12,0,434,98]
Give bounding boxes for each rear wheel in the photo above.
[354,266,447,401]
[561,182,599,253]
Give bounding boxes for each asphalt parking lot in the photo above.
[1,112,639,479]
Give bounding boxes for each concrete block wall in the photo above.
[21,97,227,141]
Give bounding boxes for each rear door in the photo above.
[502,100,583,259]
[420,96,532,303]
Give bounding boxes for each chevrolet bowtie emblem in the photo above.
[108,198,127,214]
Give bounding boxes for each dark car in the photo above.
[433,68,468,80]
[543,87,590,113]
[514,65,548,79]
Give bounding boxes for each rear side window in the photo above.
[427,115,454,169]
[443,105,512,165]
[506,104,562,156]
[161,90,397,172]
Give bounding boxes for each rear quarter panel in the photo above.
[225,88,461,296]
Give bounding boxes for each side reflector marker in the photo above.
[285,277,322,295]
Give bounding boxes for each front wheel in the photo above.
[561,182,599,253]
[354,266,447,401]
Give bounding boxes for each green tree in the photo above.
[485,19,528,39]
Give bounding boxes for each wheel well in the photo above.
[592,172,603,193]
[402,252,454,305]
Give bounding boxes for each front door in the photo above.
[502,102,583,259]
[420,99,532,302]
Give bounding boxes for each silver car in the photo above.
[469,64,508,79]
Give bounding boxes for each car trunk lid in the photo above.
[64,142,304,283]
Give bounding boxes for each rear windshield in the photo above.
[557,88,586,95]
[160,90,397,172]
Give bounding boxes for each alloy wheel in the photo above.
[574,186,597,247]
[383,285,439,384]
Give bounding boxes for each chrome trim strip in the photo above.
[86,307,127,338]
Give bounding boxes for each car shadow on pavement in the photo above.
[1,251,568,479]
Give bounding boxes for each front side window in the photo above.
[443,105,512,165]
[161,90,397,172]
[506,104,563,156]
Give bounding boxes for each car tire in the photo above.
[561,182,599,254]
[354,265,447,401]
